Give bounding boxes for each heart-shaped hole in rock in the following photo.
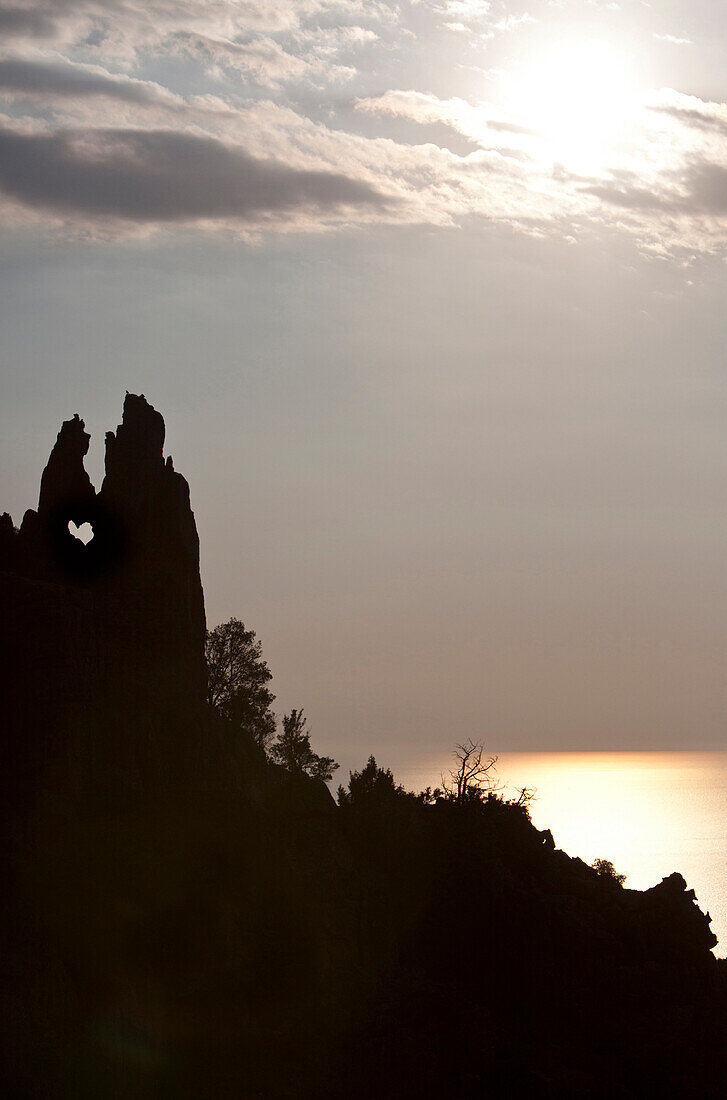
[68,520,94,546]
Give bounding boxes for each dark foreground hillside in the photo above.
[1,396,725,1099]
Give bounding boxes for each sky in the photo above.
[3,0,727,770]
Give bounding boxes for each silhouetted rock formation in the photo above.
[99,394,206,709]
[0,394,207,807]
[1,396,726,1099]
[38,413,95,528]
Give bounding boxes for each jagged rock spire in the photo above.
[1,394,208,804]
[37,412,95,522]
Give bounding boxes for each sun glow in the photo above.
[501,40,642,171]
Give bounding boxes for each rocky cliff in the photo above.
[0,393,207,807]
[1,396,725,1099]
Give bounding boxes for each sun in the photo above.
[501,39,641,171]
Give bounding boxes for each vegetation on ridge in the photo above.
[2,397,723,1100]
[206,617,339,781]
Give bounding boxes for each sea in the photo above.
[386,750,727,957]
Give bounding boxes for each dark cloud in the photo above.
[0,57,165,103]
[648,102,727,137]
[582,181,672,212]
[0,0,306,43]
[0,5,57,37]
[486,118,539,137]
[686,162,727,214]
[0,125,386,222]
[583,161,727,218]
[0,0,89,38]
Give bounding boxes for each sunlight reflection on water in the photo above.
[394,751,727,956]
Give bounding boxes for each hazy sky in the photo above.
[3,0,727,768]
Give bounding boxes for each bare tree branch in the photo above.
[441,739,500,805]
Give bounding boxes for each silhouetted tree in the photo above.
[205,618,276,751]
[509,786,537,819]
[271,709,339,782]
[591,858,627,885]
[442,739,499,805]
[338,755,410,807]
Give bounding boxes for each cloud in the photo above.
[171,31,310,82]
[0,6,58,38]
[0,56,176,105]
[0,0,383,53]
[438,0,490,20]
[0,0,295,38]
[0,0,351,73]
[0,0,381,87]
[2,1,727,254]
[356,89,539,148]
[581,179,675,213]
[584,161,727,219]
[436,1,534,36]
[484,118,538,137]
[492,12,536,32]
[685,162,727,215]
[654,33,692,47]
[647,90,727,138]
[0,124,387,225]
